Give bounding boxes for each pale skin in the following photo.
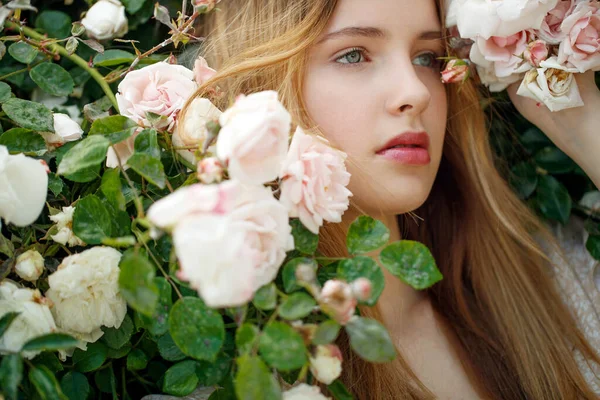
[302,0,600,398]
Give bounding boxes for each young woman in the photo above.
[186,0,600,398]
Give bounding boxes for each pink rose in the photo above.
[196,157,224,184]
[319,280,357,325]
[557,1,600,72]
[523,39,549,67]
[538,0,574,44]
[216,91,291,185]
[279,128,352,235]
[193,56,216,85]
[105,129,141,170]
[469,30,533,77]
[147,181,294,308]
[440,59,470,83]
[116,62,198,132]
[172,97,221,164]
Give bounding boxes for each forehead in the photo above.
[325,0,441,37]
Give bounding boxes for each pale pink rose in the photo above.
[105,130,141,170]
[450,0,559,39]
[172,97,221,164]
[148,181,294,308]
[469,30,533,77]
[279,128,352,235]
[440,59,470,83]
[217,91,291,185]
[193,56,216,85]
[319,280,357,325]
[523,39,549,67]
[309,345,343,385]
[196,157,224,184]
[283,384,330,400]
[557,1,600,72]
[538,0,574,44]
[116,62,198,132]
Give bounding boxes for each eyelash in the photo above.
[334,48,445,71]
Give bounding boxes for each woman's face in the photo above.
[303,0,448,216]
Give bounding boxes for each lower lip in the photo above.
[377,147,430,165]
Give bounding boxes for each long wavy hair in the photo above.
[182,0,600,398]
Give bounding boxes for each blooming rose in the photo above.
[283,384,330,400]
[116,62,198,132]
[517,57,584,111]
[319,280,357,325]
[469,31,532,77]
[172,97,221,164]
[217,91,291,185]
[81,0,128,40]
[106,129,141,169]
[557,1,600,72]
[449,0,559,39]
[46,247,127,346]
[193,56,216,84]
[15,249,44,282]
[0,281,57,359]
[0,145,48,229]
[50,206,86,247]
[523,39,549,67]
[41,113,83,147]
[440,59,470,83]
[538,0,574,44]
[147,180,294,307]
[279,128,352,234]
[197,157,224,184]
[309,345,343,385]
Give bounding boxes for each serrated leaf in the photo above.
[234,355,282,400]
[258,321,307,371]
[60,372,90,400]
[57,135,110,176]
[72,342,108,373]
[0,128,46,155]
[3,98,54,132]
[72,195,112,244]
[162,360,199,396]
[379,241,442,290]
[345,317,395,363]
[8,42,38,64]
[278,292,316,320]
[252,283,277,311]
[347,216,390,255]
[30,63,75,97]
[118,250,159,316]
[88,115,136,144]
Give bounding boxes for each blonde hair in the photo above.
[184,0,600,398]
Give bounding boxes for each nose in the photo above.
[384,61,432,117]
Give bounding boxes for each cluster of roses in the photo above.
[443,0,600,112]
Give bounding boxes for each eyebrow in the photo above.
[317,27,443,44]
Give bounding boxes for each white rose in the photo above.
[81,0,128,41]
[50,206,86,247]
[46,247,127,345]
[517,57,584,111]
[40,113,83,147]
[309,345,343,385]
[173,98,221,164]
[0,281,57,359]
[0,145,48,229]
[15,250,44,282]
[450,0,559,39]
[217,91,291,185]
[283,384,330,400]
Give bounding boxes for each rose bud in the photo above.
[196,157,224,184]
[350,277,372,302]
[441,59,470,84]
[319,280,357,325]
[309,344,343,385]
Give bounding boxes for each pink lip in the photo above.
[376,131,431,165]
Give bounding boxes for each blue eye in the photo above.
[336,49,366,65]
[413,52,443,70]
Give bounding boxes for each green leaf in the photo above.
[30,63,75,97]
[520,127,551,154]
[57,135,109,177]
[8,42,38,64]
[88,115,136,145]
[278,292,316,320]
[94,366,116,394]
[93,50,136,67]
[127,129,166,189]
[259,321,307,371]
[283,258,318,293]
[48,173,65,196]
[196,351,233,386]
[72,195,112,244]
[35,11,72,39]
[328,380,354,400]
[28,365,68,400]
[235,323,260,355]
[379,241,442,290]
[135,277,172,336]
[60,372,90,400]
[509,162,538,199]
[101,314,133,350]
[33,353,64,374]
[118,250,159,316]
[536,175,572,224]
[72,342,108,373]
[347,216,390,255]
[0,81,12,102]
[291,219,319,254]
[157,332,187,361]
[21,333,78,352]
[101,168,126,211]
[107,342,131,359]
[234,355,282,400]
[3,98,54,132]
[121,0,147,13]
[0,354,23,400]
[169,297,225,361]
[337,256,385,306]
[586,235,600,261]
[162,360,199,397]
[0,128,46,155]
[252,283,277,311]
[126,348,149,371]
[534,147,576,174]
[0,311,20,338]
[312,320,341,346]
[345,317,395,363]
